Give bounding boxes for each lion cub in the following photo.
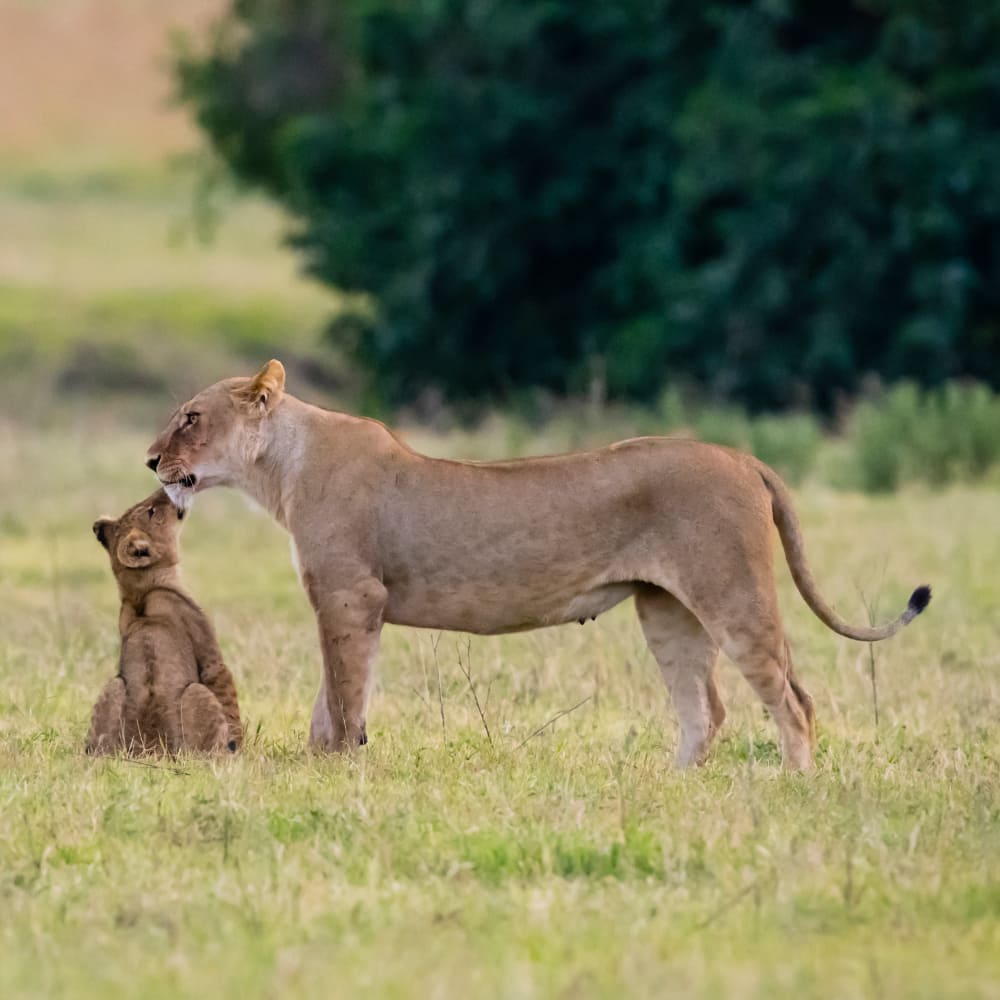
[86,489,242,756]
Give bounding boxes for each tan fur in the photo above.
[146,360,928,769]
[86,489,242,756]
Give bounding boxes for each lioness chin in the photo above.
[146,360,931,770]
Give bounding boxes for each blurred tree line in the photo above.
[177,0,1000,411]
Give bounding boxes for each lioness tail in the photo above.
[756,461,931,642]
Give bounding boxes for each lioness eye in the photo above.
[184,412,199,427]
[147,507,155,519]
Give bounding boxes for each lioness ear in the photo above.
[92,517,116,550]
[241,359,285,413]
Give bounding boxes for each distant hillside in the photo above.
[0,1,356,423]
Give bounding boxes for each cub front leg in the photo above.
[305,575,387,752]
[86,676,126,755]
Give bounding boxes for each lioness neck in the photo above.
[243,395,392,526]
[236,394,305,524]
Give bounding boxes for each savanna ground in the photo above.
[2,424,999,999]
[2,2,999,997]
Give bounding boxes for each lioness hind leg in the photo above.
[86,677,127,755]
[179,683,232,752]
[704,605,815,771]
[635,586,725,768]
[733,636,815,770]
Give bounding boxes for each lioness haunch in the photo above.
[145,360,931,770]
[86,489,242,756]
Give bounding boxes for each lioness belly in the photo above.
[384,580,638,634]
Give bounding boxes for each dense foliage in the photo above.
[178,0,1000,409]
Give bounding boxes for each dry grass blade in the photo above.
[456,639,493,750]
[107,756,191,777]
[514,695,593,751]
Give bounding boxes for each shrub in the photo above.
[749,414,823,486]
[851,386,916,493]
[938,382,1000,478]
[847,382,1000,491]
[693,407,752,452]
[177,1,1000,410]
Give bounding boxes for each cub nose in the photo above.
[146,455,160,472]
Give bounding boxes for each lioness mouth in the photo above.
[162,477,196,513]
[161,473,197,490]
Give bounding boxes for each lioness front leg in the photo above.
[306,576,387,752]
[86,676,126,755]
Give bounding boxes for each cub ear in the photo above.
[240,359,285,413]
[92,517,116,550]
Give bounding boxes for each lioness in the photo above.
[87,488,243,755]
[146,360,930,769]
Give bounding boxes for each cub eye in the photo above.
[147,507,156,520]
[183,412,199,427]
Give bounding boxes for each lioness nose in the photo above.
[146,455,160,472]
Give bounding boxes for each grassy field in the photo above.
[2,4,998,995]
[0,0,352,424]
[1,419,998,999]
[0,178,349,422]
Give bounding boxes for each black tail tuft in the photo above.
[908,585,932,616]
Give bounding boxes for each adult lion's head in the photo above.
[145,359,285,509]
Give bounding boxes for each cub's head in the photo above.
[93,489,185,577]
[145,359,285,510]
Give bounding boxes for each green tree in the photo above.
[177,0,1000,409]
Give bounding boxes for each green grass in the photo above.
[1,423,998,998]
[2,9,997,986]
